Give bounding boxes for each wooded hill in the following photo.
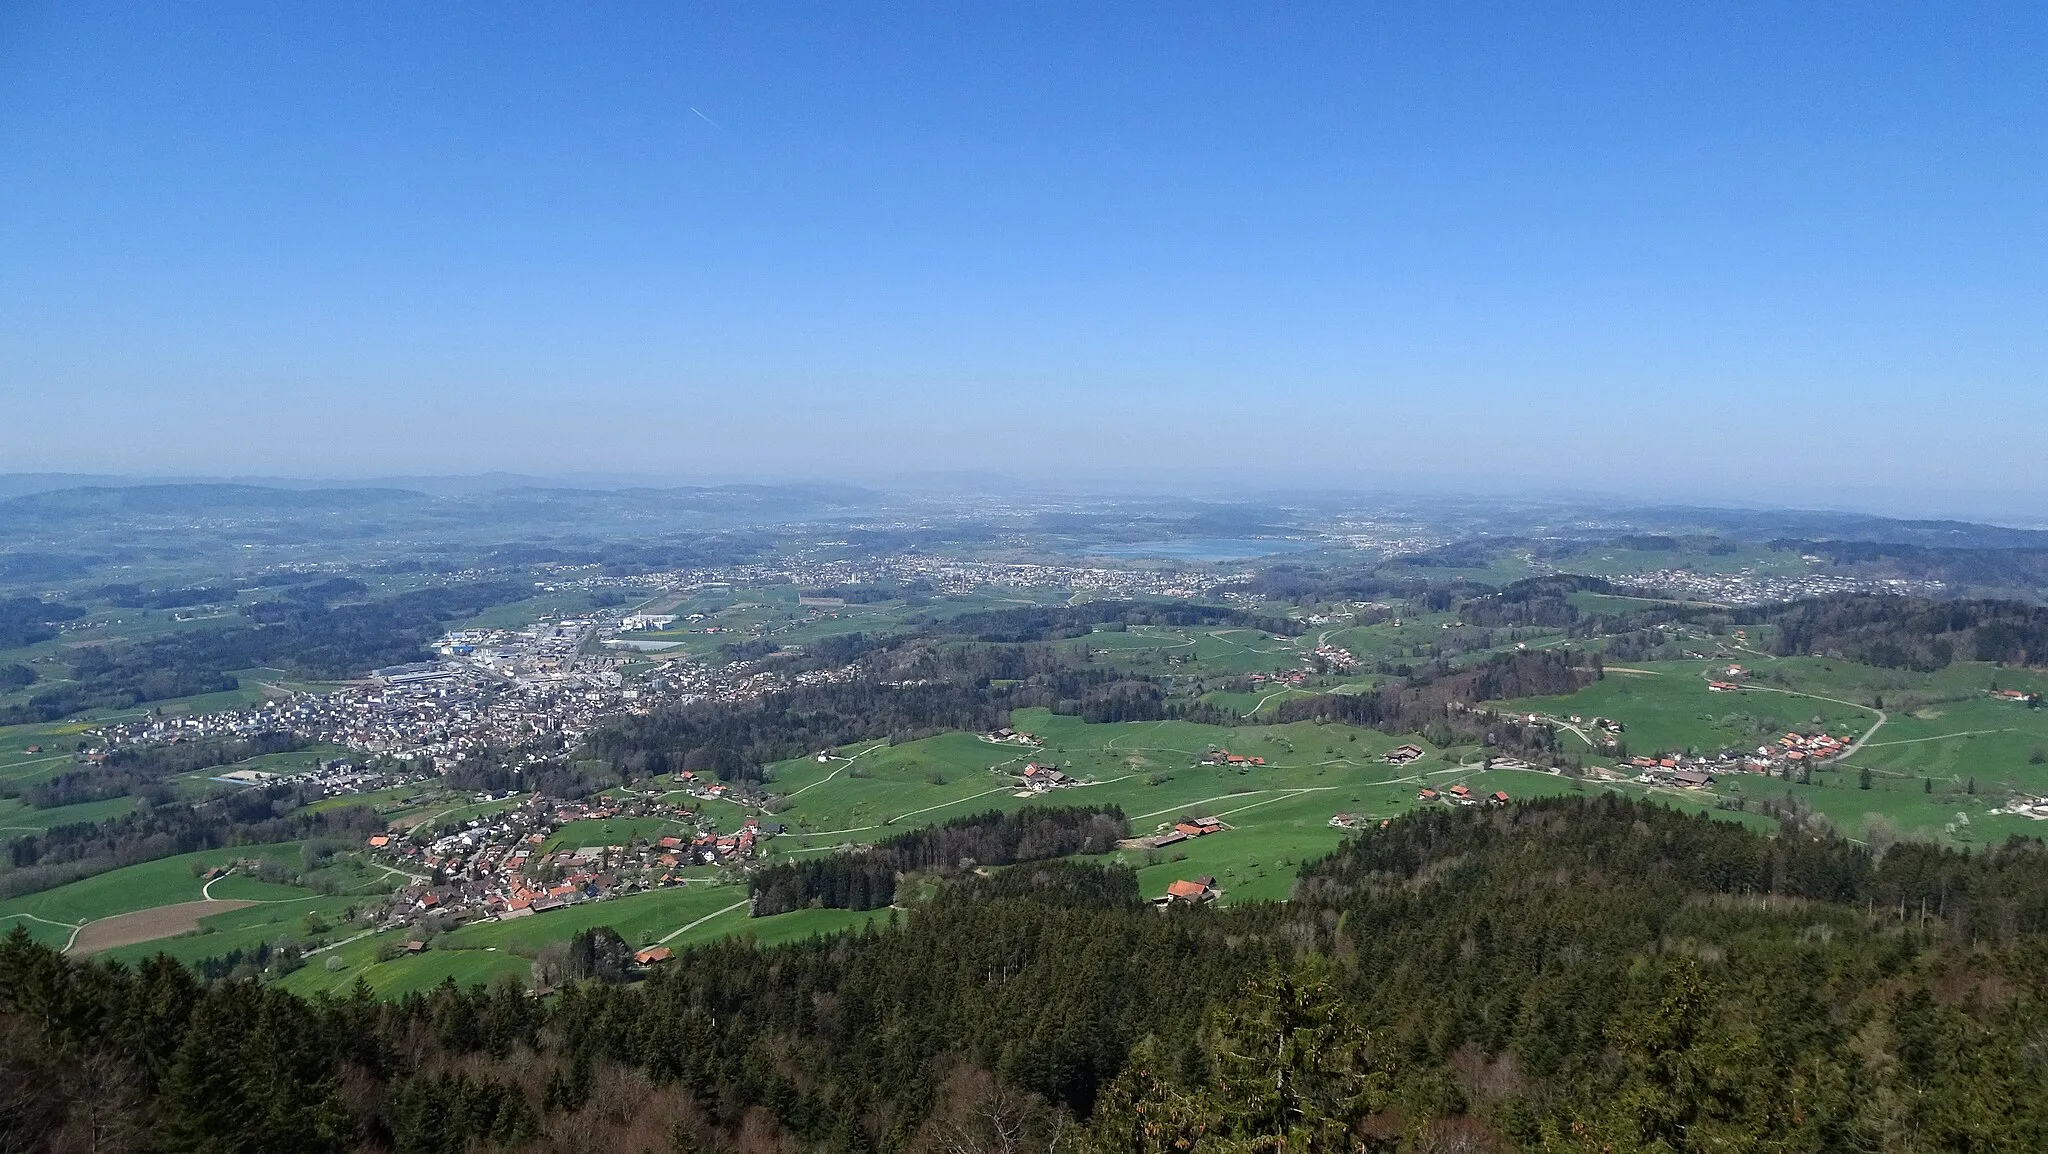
[5,795,2045,1153]
[1756,593,2048,671]
[748,806,1127,916]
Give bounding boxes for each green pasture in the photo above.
[541,814,695,855]
[94,893,370,968]
[723,906,886,947]
[1053,625,1310,677]
[278,888,879,998]
[284,937,535,997]
[755,708,1598,907]
[1846,695,2048,784]
[0,793,139,839]
[0,842,397,950]
[1198,687,1323,715]
[282,883,752,997]
[1501,662,1877,756]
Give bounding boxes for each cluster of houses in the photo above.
[1199,749,1268,768]
[981,727,1044,746]
[1383,744,1425,766]
[1623,759,1718,789]
[1141,815,1227,849]
[1991,688,2043,705]
[1554,713,1626,740]
[1765,731,1852,765]
[1993,794,2048,820]
[1620,729,1856,788]
[1417,783,1511,807]
[1308,644,1360,673]
[1012,761,1079,794]
[1707,663,1751,692]
[367,790,779,931]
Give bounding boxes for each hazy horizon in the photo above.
[7,467,2048,529]
[4,4,2044,503]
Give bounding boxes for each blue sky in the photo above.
[2,3,2043,508]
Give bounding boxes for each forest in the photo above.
[1273,648,1599,755]
[748,806,1127,915]
[0,595,85,649]
[1757,593,2048,671]
[12,731,306,810]
[4,795,2045,1152]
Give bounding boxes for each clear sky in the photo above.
[2,3,2043,509]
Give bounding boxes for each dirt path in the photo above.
[658,899,749,944]
[66,899,257,956]
[787,742,888,798]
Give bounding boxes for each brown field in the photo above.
[67,899,256,956]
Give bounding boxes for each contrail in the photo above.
[691,107,724,131]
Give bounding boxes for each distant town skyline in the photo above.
[4,4,2043,500]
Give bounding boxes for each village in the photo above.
[364,783,783,941]
[86,615,868,782]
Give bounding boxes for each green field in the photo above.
[0,842,398,952]
[1497,654,2048,846]
[280,882,754,997]
[1052,624,1313,677]
[541,814,697,855]
[94,893,371,969]
[755,708,1591,903]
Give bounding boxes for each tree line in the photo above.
[11,731,306,810]
[1755,592,2048,670]
[1,784,383,899]
[5,795,2047,1151]
[749,806,1127,916]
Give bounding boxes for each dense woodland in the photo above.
[0,596,85,649]
[1274,648,1598,757]
[1757,594,2048,671]
[749,806,1127,915]
[5,796,2047,1152]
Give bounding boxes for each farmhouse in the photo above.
[1384,744,1425,766]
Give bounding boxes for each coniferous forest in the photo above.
[4,795,2047,1153]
